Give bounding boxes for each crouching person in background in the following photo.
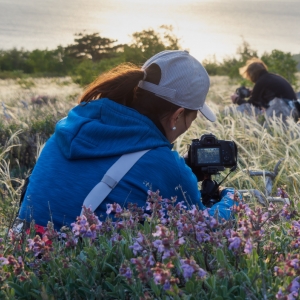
[231,58,299,123]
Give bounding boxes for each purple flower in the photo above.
[115,204,122,213]
[106,204,113,215]
[209,217,218,228]
[289,277,300,293]
[79,217,88,226]
[135,232,144,244]
[160,217,168,224]
[195,231,210,243]
[181,262,195,280]
[244,205,253,216]
[145,202,151,210]
[288,259,300,270]
[224,229,234,238]
[153,240,164,253]
[27,239,34,248]
[147,255,156,266]
[202,209,210,217]
[261,212,269,222]
[244,239,253,254]
[188,205,197,215]
[0,257,9,265]
[152,226,163,237]
[129,242,143,255]
[130,258,137,264]
[277,187,289,198]
[175,201,187,210]
[276,288,284,299]
[162,249,171,260]
[287,292,298,300]
[228,236,241,251]
[287,277,300,300]
[177,237,185,245]
[84,230,95,239]
[292,221,300,230]
[198,268,207,279]
[125,268,132,279]
[163,281,171,290]
[119,264,133,279]
[153,272,162,284]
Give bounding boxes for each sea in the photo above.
[0,0,299,62]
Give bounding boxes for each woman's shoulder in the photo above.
[142,148,200,202]
[143,147,195,180]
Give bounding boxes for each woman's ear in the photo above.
[170,107,185,129]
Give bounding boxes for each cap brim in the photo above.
[198,103,216,122]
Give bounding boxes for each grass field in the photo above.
[0,74,300,299]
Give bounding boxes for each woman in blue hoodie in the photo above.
[19,50,238,230]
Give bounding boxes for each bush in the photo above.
[203,41,298,88]
[0,112,59,178]
[261,50,298,89]
[72,56,125,86]
[0,192,299,299]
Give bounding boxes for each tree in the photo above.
[124,25,181,65]
[65,32,123,62]
[0,48,29,72]
[261,50,298,87]
[220,40,258,79]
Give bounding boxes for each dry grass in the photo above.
[0,77,82,121]
[1,74,300,202]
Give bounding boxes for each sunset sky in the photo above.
[1,0,299,62]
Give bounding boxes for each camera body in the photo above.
[186,134,237,207]
[187,134,237,177]
[236,86,251,99]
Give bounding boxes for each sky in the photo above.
[0,0,299,62]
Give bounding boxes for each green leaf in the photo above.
[78,287,92,295]
[216,248,227,267]
[7,282,25,296]
[105,281,116,292]
[143,220,151,234]
[79,250,87,262]
[105,262,118,274]
[150,279,162,297]
[184,280,195,294]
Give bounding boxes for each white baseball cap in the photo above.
[138,50,216,122]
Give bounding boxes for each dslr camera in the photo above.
[186,134,237,207]
[236,86,251,99]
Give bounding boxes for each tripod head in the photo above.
[200,174,221,207]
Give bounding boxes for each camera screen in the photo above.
[197,147,220,164]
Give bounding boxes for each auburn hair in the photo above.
[78,63,143,105]
[78,63,193,135]
[239,58,268,83]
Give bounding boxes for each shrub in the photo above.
[0,191,299,299]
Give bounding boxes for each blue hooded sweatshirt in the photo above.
[19,98,236,229]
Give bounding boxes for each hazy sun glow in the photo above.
[0,0,299,62]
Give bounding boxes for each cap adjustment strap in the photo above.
[138,81,176,101]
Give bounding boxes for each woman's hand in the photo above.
[219,187,241,202]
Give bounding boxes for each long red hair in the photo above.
[78,63,143,105]
[78,62,194,135]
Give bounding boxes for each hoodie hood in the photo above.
[55,98,172,159]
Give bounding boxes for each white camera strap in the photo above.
[80,149,150,215]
